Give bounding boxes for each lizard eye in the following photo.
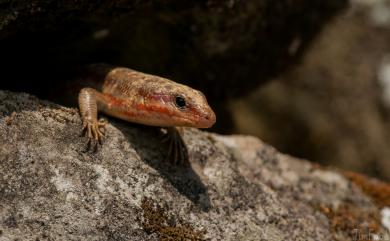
[175,95,187,109]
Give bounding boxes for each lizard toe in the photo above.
[81,119,106,149]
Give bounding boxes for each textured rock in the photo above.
[0,90,389,241]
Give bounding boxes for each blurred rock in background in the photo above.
[231,0,390,181]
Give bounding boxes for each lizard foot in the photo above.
[161,127,188,165]
[82,118,107,148]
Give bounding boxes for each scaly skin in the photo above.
[78,65,216,164]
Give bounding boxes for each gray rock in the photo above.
[0,90,387,241]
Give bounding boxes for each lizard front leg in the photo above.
[78,88,107,145]
[162,127,188,165]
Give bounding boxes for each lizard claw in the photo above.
[162,127,188,165]
[82,118,107,148]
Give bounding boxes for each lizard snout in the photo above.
[198,108,216,128]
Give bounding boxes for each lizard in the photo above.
[77,64,216,164]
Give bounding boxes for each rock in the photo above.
[1,1,347,121]
[0,90,389,241]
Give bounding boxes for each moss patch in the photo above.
[141,197,206,241]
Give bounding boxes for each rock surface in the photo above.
[0,90,389,241]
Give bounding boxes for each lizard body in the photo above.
[78,65,216,163]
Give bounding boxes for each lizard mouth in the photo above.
[178,110,216,128]
[196,113,216,128]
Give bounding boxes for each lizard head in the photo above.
[145,84,216,128]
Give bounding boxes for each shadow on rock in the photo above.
[116,123,212,212]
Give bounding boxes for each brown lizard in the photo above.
[77,64,216,164]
